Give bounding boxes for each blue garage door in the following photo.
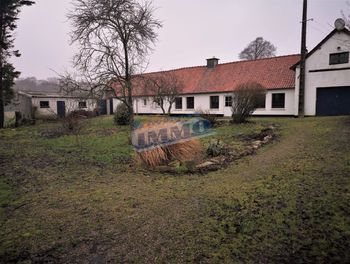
[316,87,350,116]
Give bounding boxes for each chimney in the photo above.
[206,57,219,68]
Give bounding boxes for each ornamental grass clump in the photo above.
[135,120,203,167]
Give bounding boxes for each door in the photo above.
[109,99,114,115]
[98,100,107,115]
[57,101,66,118]
[316,87,350,116]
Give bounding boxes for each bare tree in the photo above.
[231,82,266,123]
[342,2,350,29]
[143,72,184,115]
[67,0,162,122]
[58,72,104,101]
[239,37,276,61]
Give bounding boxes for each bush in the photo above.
[61,115,85,134]
[197,109,218,127]
[231,82,266,123]
[207,139,228,157]
[69,109,97,118]
[114,103,132,126]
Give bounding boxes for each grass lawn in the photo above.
[0,115,350,263]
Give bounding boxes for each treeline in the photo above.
[14,77,60,93]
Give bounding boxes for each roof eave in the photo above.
[290,28,350,70]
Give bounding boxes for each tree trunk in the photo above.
[127,93,134,123]
[0,80,4,129]
[167,103,172,116]
[0,54,3,128]
[160,101,166,115]
[0,13,3,129]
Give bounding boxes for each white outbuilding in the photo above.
[18,91,98,119]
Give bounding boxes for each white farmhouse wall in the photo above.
[114,89,295,117]
[31,97,96,118]
[295,30,350,116]
[254,89,295,116]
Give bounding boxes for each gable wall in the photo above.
[295,30,350,116]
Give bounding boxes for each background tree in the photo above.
[0,0,35,128]
[3,63,20,105]
[231,82,266,123]
[68,0,162,122]
[342,2,350,29]
[143,72,184,115]
[15,76,60,93]
[239,37,276,61]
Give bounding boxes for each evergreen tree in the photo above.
[0,0,34,128]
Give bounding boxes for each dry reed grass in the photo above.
[134,120,204,167]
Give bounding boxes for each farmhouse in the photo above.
[18,91,97,119]
[110,27,350,117]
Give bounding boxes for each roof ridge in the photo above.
[144,54,301,75]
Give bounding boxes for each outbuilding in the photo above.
[18,91,97,119]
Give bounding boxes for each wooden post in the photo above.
[298,0,308,117]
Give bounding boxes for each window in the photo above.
[210,96,219,109]
[330,52,349,65]
[143,98,147,106]
[272,93,285,108]
[175,97,182,109]
[255,94,266,108]
[186,97,194,109]
[78,101,87,109]
[40,101,49,108]
[225,96,232,107]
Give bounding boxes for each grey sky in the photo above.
[12,0,349,79]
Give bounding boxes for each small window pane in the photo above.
[255,94,266,108]
[186,97,194,109]
[210,96,219,109]
[330,52,349,65]
[79,101,87,109]
[225,96,232,107]
[40,101,49,108]
[143,98,147,106]
[272,93,285,108]
[175,97,182,109]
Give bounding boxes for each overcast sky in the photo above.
[12,0,349,79]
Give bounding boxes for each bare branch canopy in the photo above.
[67,0,162,120]
[239,37,277,61]
[142,71,184,115]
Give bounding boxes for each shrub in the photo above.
[61,115,85,134]
[207,139,228,157]
[197,109,218,127]
[231,82,266,123]
[69,109,97,118]
[114,103,132,126]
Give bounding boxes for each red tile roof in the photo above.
[117,54,300,96]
